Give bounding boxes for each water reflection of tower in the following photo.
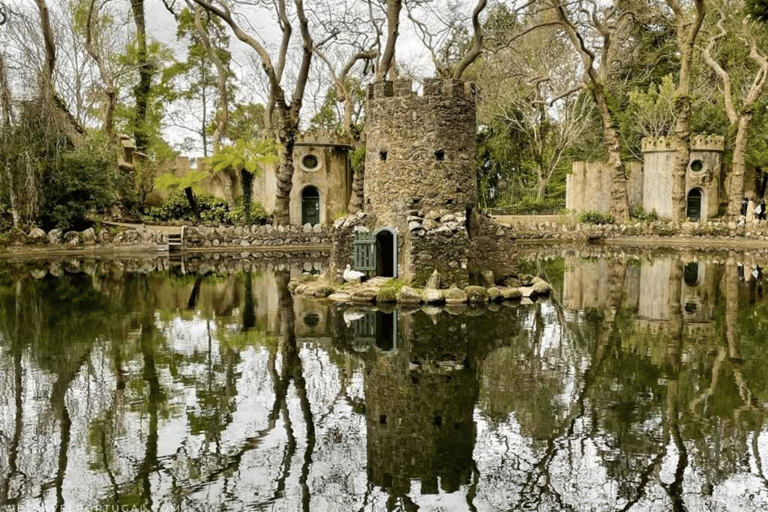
[364,320,477,496]
[335,309,511,499]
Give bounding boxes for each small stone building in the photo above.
[155,133,353,224]
[566,135,725,222]
[253,133,353,225]
[642,135,724,221]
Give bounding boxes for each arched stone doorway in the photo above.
[686,188,703,222]
[301,186,320,225]
[374,227,398,278]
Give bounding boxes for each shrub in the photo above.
[578,210,614,225]
[144,192,268,225]
[630,204,658,222]
[226,196,269,225]
[38,134,119,231]
[494,197,565,215]
[144,192,229,223]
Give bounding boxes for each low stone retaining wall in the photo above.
[1,223,334,254]
[505,218,768,243]
[182,224,332,249]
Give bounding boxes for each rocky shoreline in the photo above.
[289,268,553,306]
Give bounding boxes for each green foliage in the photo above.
[208,139,279,175]
[221,103,266,142]
[144,191,228,223]
[227,196,268,225]
[350,147,366,174]
[114,37,179,158]
[39,135,119,231]
[747,0,768,21]
[208,138,277,225]
[0,100,121,231]
[309,79,366,133]
[630,204,658,222]
[577,210,614,225]
[143,191,267,225]
[621,75,677,157]
[492,197,565,215]
[154,170,208,194]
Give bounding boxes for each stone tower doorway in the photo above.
[375,228,397,278]
[686,188,702,221]
[301,186,320,225]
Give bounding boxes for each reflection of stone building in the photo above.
[563,256,720,338]
[364,332,476,495]
[566,135,725,222]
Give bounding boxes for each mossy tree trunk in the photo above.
[184,186,201,223]
[240,168,253,225]
[667,0,705,222]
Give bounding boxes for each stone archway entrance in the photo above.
[686,188,703,222]
[375,228,397,278]
[301,186,320,225]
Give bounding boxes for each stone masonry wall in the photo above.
[364,78,477,236]
[329,212,371,280]
[183,224,332,249]
[406,209,470,287]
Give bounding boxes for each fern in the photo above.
[154,170,208,193]
[208,138,280,175]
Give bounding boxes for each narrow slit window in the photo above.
[435,149,445,161]
[379,151,388,161]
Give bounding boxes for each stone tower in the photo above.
[362,78,478,285]
[641,135,724,222]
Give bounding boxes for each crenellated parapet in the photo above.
[296,129,353,147]
[366,78,478,100]
[691,134,725,152]
[641,134,725,153]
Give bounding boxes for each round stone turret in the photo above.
[364,78,478,233]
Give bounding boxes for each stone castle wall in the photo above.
[160,133,352,225]
[565,135,724,221]
[566,161,643,213]
[254,136,352,225]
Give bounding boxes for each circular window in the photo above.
[301,154,320,171]
[690,159,704,173]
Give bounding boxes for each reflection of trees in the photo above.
[477,254,768,510]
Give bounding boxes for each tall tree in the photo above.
[552,0,631,222]
[702,2,768,216]
[168,5,233,157]
[83,0,119,141]
[666,0,705,222]
[192,0,313,225]
[130,0,153,153]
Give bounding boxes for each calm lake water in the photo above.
[1,250,768,511]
